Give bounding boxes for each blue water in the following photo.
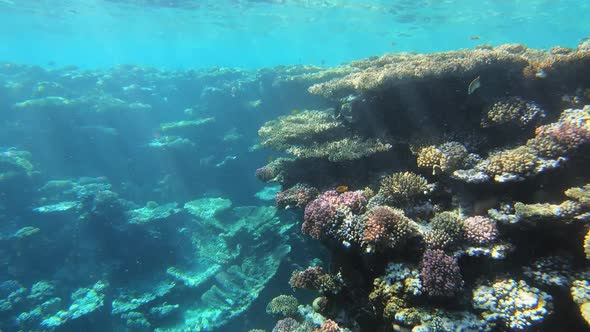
[2,1,590,332]
[1,0,588,68]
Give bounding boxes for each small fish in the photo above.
[535,69,547,78]
[267,156,274,163]
[470,35,481,40]
[335,185,349,193]
[468,76,481,95]
[291,109,300,115]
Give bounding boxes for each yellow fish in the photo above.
[335,185,349,193]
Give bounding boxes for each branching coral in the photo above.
[266,295,299,317]
[361,206,416,252]
[484,146,539,178]
[302,190,367,240]
[462,216,498,245]
[481,97,544,128]
[425,212,463,249]
[379,171,429,200]
[275,183,319,209]
[420,249,462,297]
[416,142,468,175]
[289,266,342,294]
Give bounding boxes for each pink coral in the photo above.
[255,165,276,182]
[272,317,300,332]
[420,249,463,297]
[289,266,341,294]
[536,122,590,149]
[302,190,367,239]
[361,206,414,251]
[462,216,498,245]
[314,319,341,332]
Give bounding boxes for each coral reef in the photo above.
[275,183,319,209]
[361,206,415,252]
[481,97,544,128]
[419,249,463,297]
[473,279,552,330]
[266,295,299,317]
[462,216,498,245]
[378,171,429,200]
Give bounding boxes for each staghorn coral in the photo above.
[473,279,552,331]
[258,109,344,151]
[266,295,299,317]
[379,171,429,200]
[289,266,342,294]
[481,97,544,128]
[420,249,463,297]
[462,216,498,245]
[361,206,416,252]
[275,183,319,209]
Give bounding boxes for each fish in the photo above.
[291,109,301,115]
[470,35,481,40]
[335,185,349,193]
[468,76,481,95]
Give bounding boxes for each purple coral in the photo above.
[420,249,463,297]
[302,190,367,239]
[462,216,498,245]
[255,165,276,182]
[272,317,300,332]
[275,183,319,209]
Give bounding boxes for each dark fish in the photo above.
[470,35,481,40]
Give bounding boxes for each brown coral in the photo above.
[481,97,544,128]
[362,206,415,252]
[379,171,429,200]
[485,146,539,177]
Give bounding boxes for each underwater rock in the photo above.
[254,184,282,202]
[183,197,232,220]
[0,280,26,312]
[127,202,181,224]
[148,135,195,150]
[112,280,176,315]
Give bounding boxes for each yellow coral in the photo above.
[485,146,539,176]
[581,302,590,326]
[379,171,429,199]
[584,229,590,260]
[416,146,443,172]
